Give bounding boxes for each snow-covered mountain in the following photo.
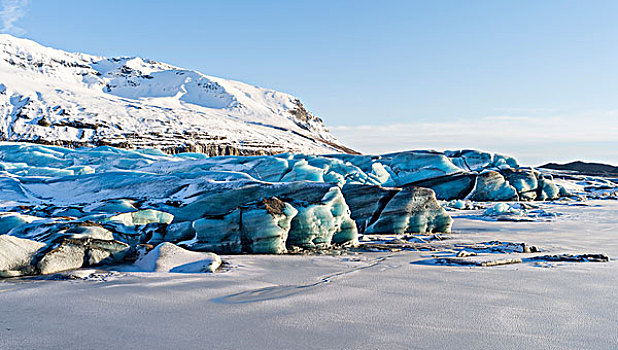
[0,34,356,155]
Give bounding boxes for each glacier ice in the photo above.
[0,213,39,235]
[483,202,559,221]
[37,242,88,275]
[502,169,539,201]
[0,235,46,277]
[341,184,452,234]
[183,186,355,253]
[537,174,560,201]
[364,187,453,234]
[468,171,519,202]
[0,143,578,277]
[191,209,242,254]
[6,219,115,244]
[104,210,174,227]
[240,198,298,253]
[484,203,526,216]
[447,199,474,210]
[287,187,357,248]
[37,238,130,275]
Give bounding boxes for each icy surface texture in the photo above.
[501,169,539,201]
[341,184,452,234]
[0,143,585,277]
[445,150,519,171]
[0,144,564,204]
[467,171,519,201]
[287,187,358,248]
[0,213,39,234]
[364,187,453,234]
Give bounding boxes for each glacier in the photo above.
[0,142,598,277]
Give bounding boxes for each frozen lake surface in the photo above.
[1,200,617,349]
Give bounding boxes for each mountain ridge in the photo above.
[539,161,618,175]
[0,34,357,155]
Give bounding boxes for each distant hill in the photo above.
[540,161,618,175]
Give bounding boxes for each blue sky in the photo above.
[2,0,618,165]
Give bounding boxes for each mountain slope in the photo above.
[0,34,356,155]
[540,161,618,176]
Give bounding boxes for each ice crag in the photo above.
[0,143,578,277]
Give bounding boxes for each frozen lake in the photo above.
[1,200,617,349]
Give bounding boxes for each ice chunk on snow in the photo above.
[133,243,221,273]
[37,243,86,275]
[0,235,46,277]
[484,203,525,216]
[451,200,467,209]
[36,238,130,275]
[447,199,476,210]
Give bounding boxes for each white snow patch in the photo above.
[131,243,221,273]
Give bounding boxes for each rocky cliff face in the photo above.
[0,34,356,155]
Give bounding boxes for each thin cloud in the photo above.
[330,114,618,165]
[0,0,30,35]
[481,115,535,122]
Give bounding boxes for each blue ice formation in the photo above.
[0,143,565,275]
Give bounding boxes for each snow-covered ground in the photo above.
[1,200,616,349]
